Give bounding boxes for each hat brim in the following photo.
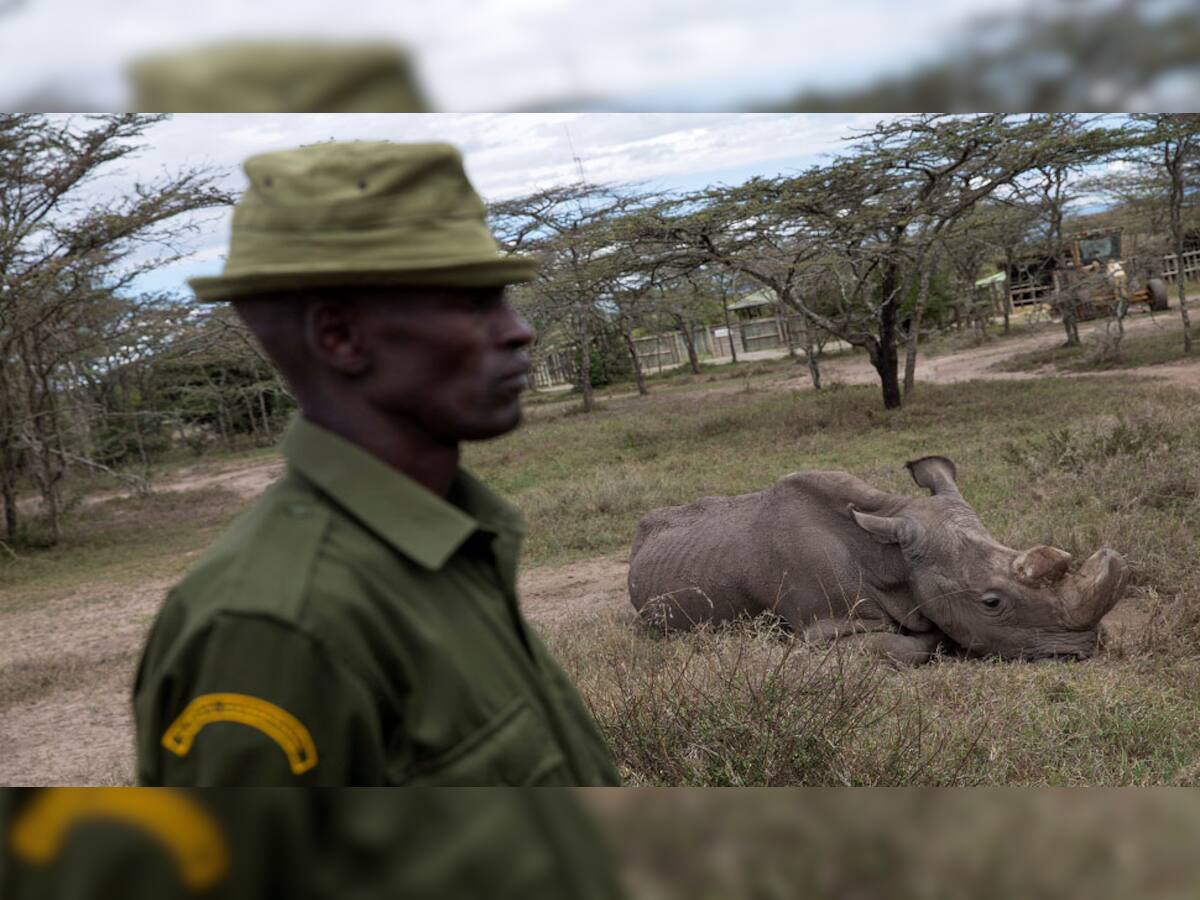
[188,257,538,302]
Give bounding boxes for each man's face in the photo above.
[354,286,535,442]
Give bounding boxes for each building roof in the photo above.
[727,289,775,311]
[974,271,1007,288]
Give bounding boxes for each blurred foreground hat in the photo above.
[129,41,429,112]
[188,141,537,302]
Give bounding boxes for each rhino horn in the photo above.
[1011,546,1073,586]
[905,456,961,499]
[1063,549,1129,630]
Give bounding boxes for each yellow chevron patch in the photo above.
[162,692,318,775]
[9,788,229,891]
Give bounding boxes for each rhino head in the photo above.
[849,456,1128,661]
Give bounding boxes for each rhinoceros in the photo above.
[627,456,1127,665]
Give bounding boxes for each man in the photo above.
[134,140,621,786]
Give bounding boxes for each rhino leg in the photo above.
[849,631,946,667]
[801,616,897,644]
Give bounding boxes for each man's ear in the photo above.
[306,301,371,376]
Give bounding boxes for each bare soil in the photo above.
[0,577,174,785]
[2,312,1197,785]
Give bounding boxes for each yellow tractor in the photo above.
[1062,228,1168,320]
[1006,228,1169,321]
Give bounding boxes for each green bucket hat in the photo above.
[188,141,538,302]
[128,41,429,113]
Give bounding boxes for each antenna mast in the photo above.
[564,123,588,185]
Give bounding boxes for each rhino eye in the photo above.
[981,593,1003,610]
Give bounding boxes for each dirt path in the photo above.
[0,577,175,785]
[526,307,1200,416]
[3,313,1196,785]
[784,307,1200,392]
[519,555,632,630]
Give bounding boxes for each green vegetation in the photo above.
[469,376,1200,572]
[469,374,1200,785]
[998,323,1196,373]
[0,487,244,611]
[7,371,1200,786]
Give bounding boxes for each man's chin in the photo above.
[458,406,523,442]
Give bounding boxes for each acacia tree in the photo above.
[791,115,1125,407]
[639,178,828,389]
[491,183,652,412]
[840,114,1129,400]
[0,113,232,542]
[1127,114,1200,353]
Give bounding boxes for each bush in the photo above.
[552,615,979,786]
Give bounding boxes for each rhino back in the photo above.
[628,471,911,630]
[628,490,768,624]
[751,472,910,624]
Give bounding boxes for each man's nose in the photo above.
[496,300,535,348]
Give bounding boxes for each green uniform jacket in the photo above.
[0,788,626,900]
[134,418,621,786]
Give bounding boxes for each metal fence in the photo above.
[1162,250,1200,284]
[531,316,821,389]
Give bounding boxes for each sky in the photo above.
[97,112,893,295]
[2,0,1038,110]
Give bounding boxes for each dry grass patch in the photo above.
[0,648,139,713]
[0,485,246,606]
[996,324,1196,373]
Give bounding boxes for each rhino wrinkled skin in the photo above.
[627,456,1128,665]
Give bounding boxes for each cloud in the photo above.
[3,0,1039,109]
[50,112,895,294]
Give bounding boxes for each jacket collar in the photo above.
[280,416,524,571]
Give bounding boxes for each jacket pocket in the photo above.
[397,699,570,786]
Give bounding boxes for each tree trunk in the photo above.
[778,304,797,358]
[675,319,702,375]
[1170,158,1193,353]
[801,314,821,390]
[0,384,19,541]
[877,261,903,410]
[45,477,61,544]
[721,297,738,364]
[1059,277,1081,347]
[0,435,17,541]
[1002,249,1014,334]
[259,388,273,441]
[1,481,15,542]
[622,327,649,396]
[577,306,595,412]
[903,261,936,397]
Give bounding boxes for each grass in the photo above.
[525,355,814,408]
[0,486,245,610]
[997,321,1196,374]
[467,373,1200,785]
[468,376,1200,572]
[7,361,1200,786]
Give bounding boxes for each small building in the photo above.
[727,289,776,321]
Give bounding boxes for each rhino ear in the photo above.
[849,505,922,547]
[1012,546,1073,585]
[905,456,960,498]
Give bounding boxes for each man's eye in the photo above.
[469,290,505,309]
